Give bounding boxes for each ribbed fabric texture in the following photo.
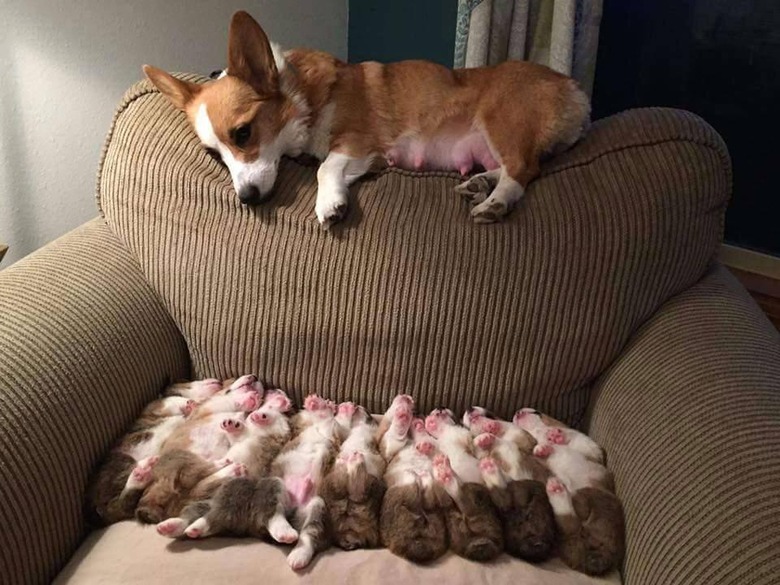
[97,76,731,424]
[588,265,780,585]
[0,219,190,585]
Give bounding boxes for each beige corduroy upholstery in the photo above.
[0,219,190,585]
[588,264,780,585]
[0,73,778,585]
[98,77,729,425]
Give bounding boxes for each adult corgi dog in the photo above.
[144,11,589,227]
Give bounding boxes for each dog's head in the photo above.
[143,11,307,204]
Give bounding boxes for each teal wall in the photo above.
[348,0,458,66]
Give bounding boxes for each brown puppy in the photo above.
[155,389,295,541]
[424,409,503,562]
[465,407,556,562]
[514,409,625,576]
[84,379,222,526]
[321,402,386,550]
[379,397,449,563]
[135,374,263,523]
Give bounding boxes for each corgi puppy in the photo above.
[424,408,503,561]
[514,409,625,576]
[464,407,556,562]
[270,394,345,570]
[135,374,263,523]
[379,398,449,564]
[143,11,590,227]
[84,379,222,526]
[320,402,386,550]
[156,390,297,541]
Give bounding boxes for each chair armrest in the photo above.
[587,264,780,585]
[0,219,190,584]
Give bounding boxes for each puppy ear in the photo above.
[143,65,201,111]
[227,11,278,95]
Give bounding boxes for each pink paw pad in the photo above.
[546,478,565,495]
[181,400,196,416]
[229,463,248,478]
[416,441,435,456]
[221,418,243,433]
[338,402,356,417]
[534,444,553,458]
[546,428,566,445]
[433,455,454,484]
[479,457,498,475]
[156,519,184,537]
[265,390,292,412]
[482,420,502,435]
[185,527,203,539]
[304,395,327,411]
[347,451,364,465]
[474,433,496,450]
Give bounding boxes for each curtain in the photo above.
[454,0,603,96]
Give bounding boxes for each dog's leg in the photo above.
[315,152,373,228]
[454,169,501,205]
[471,119,541,223]
[471,167,527,224]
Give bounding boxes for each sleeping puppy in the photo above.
[271,394,346,570]
[155,389,295,540]
[464,407,556,562]
[514,409,625,576]
[320,402,386,550]
[134,374,263,523]
[424,408,503,562]
[379,397,449,564]
[84,378,222,525]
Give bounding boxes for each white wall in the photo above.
[0,0,347,266]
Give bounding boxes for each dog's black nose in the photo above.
[237,186,261,205]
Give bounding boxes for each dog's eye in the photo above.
[204,147,223,164]
[232,124,252,148]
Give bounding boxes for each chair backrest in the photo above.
[98,75,730,424]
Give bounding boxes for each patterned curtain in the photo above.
[454,0,603,96]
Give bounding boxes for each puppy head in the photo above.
[143,11,305,204]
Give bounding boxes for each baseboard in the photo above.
[720,244,780,330]
[719,244,780,280]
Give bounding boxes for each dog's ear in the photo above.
[143,65,201,111]
[227,11,279,95]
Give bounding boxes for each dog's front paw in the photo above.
[471,198,508,224]
[315,194,348,228]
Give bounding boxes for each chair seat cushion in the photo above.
[54,522,621,585]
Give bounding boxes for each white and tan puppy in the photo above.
[144,11,589,227]
[320,402,386,550]
[424,408,503,561]
[85,379,223,526]
[513,409,625,576]
[379,398,449,564]
[271,394,345,570]
[156,388,295,540]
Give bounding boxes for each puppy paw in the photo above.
[474,432,496,451]
[156,518,186,538]
[533,444,553,458]
[287,544,314,570]
[546,428,567,445]
[546,477,566,495]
